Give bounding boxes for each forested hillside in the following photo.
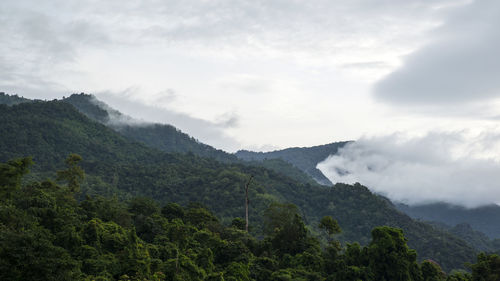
[63,93,236,163]
[3,157,497,280]
[0,92,31,105]
[0,99,482,271]
[236,142,350,186]
[397,203,500,239]
[237,136,500,243]
[62,93,317,188]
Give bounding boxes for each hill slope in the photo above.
[0,99,479,271]
[0,92,31,105]
[237,137,500,241]
[63,93,236,163]
[236,142,350,185]
[397,202,500,239]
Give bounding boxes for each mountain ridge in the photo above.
[0,92,483,270]
[236,141,351,186]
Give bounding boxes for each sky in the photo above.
[2,0,500,206]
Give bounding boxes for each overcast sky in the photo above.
[4,0,497,152]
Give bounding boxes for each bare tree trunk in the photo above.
[245,175,253,232]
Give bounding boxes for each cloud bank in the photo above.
[317,131,500,208]
[374,0,500,105]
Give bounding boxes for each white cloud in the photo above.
[317,130,500,208]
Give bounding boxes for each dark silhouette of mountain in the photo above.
[397,202,500,239]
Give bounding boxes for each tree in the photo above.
[367,226,421,281]
[161,203,185,221]
[421,260,445,281]
[470,253,500,281]
[0,157,32,200]
[231,217,246,231]
[263,202,309,256]
[244,175,253,232]
[56,154,85,192]
[319,216,341,236]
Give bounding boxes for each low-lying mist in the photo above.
[317,130,500,208]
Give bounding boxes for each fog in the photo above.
[317,130,500,208]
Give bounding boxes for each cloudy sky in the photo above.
[3,0,497,151]
[3,0,500,206]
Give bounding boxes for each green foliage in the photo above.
[64,93,237,163]
[232,217,246,231]
[57,153,85,192]
[319,215,341,236]
[0,157,33,200]
[397,202,500,239]
[264,203,309,256]
[367,227,420,281]
[162,203,185,221]
[421,260,445,281]
[0,97,480,271]
[0,92,30,106]
[236,141,350,186]
[0,156,492,281]
[469,253,500,281]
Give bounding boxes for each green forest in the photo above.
[1,156,499,281]
[1,94,500,280]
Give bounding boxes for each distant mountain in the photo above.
[0,92,31,105]
[236,139,500,241]
[0,92,320,188]
[397,202,500,239]
[236,142,350,185]
[63,93,237,163]
[0,98,480,271]
[427,221,500,253]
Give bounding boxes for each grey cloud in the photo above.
[153,89,177,104]
[215,112,239,128]
[84,0,458,54]
[0,1,110,98]
[317,131,500,208]
[0,54,67,99]
[217,75,275,95]
[4,7,110,62]
[0,0,462,97]
[374,0,500,105]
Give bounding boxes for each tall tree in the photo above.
[244,175,253,232]
[56,154,85,192]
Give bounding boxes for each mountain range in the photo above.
[0,92,497,271]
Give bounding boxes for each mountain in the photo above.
[62,93,321,184]
[0,92,31,105]
[427,221,500,253]
[63,93,237,163]
[0,92,321,188]
[0,95,480,270]
[236,138,500,241]
[236,142,350,186]
[397,202,500,239]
